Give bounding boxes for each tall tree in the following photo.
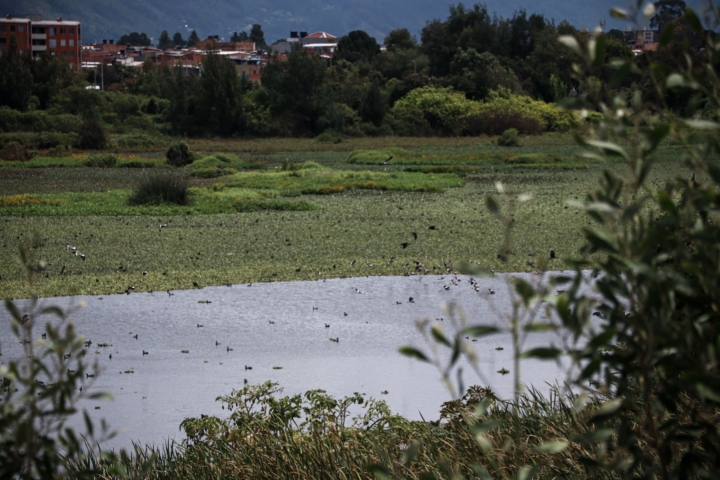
[336,30,381,63]
[231,31,249,42]
[0,37,33,111]
[187,30,200,47]
[157,30,172,50]
[650,0,687,31]
[118,32,152,46]
[172,32,185,48]
[359,79,387,126]
[261,43,329,134]
[194,51,245,135]
[249,24,265,48]
[384,28,417,51]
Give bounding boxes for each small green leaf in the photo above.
[461,325,500,337]
[486,195,501,219]
[402,439,421,467]
[398,347,430,362]
[609,7,629,20]
[590,399,623,423]
[659,24,674,47]
[685,119,720,130]
[536,440,569,454]
[521,347,562,360]
[431,325,452,347]
[516,465,539,480]
[523,322,557,333]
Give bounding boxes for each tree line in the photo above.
[0,1,711,139]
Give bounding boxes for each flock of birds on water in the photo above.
[45,230,563,408]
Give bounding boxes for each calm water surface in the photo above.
[1,273,582,450]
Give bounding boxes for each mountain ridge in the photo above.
[0,0,707,46]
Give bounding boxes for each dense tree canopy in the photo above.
[117,31,152,46]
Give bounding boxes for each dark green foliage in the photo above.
[84,153,118,167]
[172,32,185,48]
[650,0,687,30]
[76,115,108,150]
[250,24,266,48]
[497,128,520,146]
[336,30,381,63]
[157,30,172,50]
[118,31,152,46]
[260,43,330,135]
[195,51,245,135]
[0,37,33,112]
[128,174,191,205]
[165,141,193,167]
[231,31,249,42]
[187,30,200,47]
[0,141,31,161]
[359,80,386,126]
[384,28,417,51]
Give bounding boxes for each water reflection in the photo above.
[1,273,580,450]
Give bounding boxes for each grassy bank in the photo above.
[0,137,696,299]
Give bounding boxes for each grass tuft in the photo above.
[128,174,191,206]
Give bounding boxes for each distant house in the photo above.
[270,31,337,57]
[195,36,255,53]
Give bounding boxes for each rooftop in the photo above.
[0,16,31,23]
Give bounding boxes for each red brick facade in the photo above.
[0,16,32,57]
[33,19,82,68]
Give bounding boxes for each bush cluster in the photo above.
[127,174,191,206]
[83,153,118,168]
[165,141,193,167]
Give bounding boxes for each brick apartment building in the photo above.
[0,15,81,68]
[0,15,31,56]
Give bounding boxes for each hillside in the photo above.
[0,0,707,46]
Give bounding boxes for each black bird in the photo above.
[142,350,149,355]
[86,373,94,378]
[227,346,233,352]
[325,323,330,328]
[408,297,415,303]
[200,414,208,419]
[411,232,417,240]
[313,307,319,311]
[109,354,112,360]
[197,323,204,328]
[133,334,138,339]
[67,369,75,374]
[429,225,436,230]
[269,321,275,324]
[216,341,220,346]
[344,312,348,316]
[167,290,174,296]
[245,365,252,370]
[244,378,248,384]
[526,261,536,269]
[41,333,46,339]
[401,242,409,249]
[550,250,556,259]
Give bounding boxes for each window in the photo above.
[49,27,56,36]
[60,28,65,34]
[70,51,74,58]
[18,25,24,33]
[49,39,57,48]
[0,38,6,46]
[32,27,44,34]
[60,39,66,46]
[10,25,15,32]
[69,39,74,46]
[69,27,74,34]
[0,26,5,34]
[61,51,65,56]
[77,27,80,35]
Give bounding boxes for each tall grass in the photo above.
[68,386,613,479]
[127,175,191,206]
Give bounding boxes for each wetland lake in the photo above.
[1,273,581,450]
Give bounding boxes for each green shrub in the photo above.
[47,145,71,157]
[0,141,31,161]
[392,86,479,135]
[128,174,191,206]
[165,141,193,167]
[347,148,409,164]
[497,128,520,147]
[83,153,118,168]
[315,131,343,144]
[76,116,108,150]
